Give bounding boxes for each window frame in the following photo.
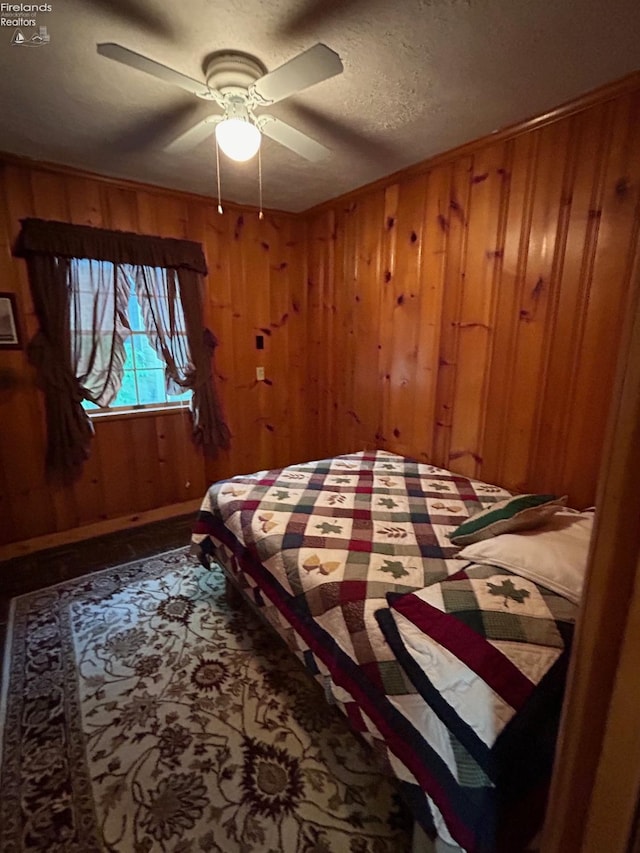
[79,267,192,417]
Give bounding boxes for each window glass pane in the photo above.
[136,369,166,405]
[82,399,98,410]
[132,333,163,369]
[112,370,138,408]
[168,388,191,403]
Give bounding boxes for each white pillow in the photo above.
[456,510,594,603]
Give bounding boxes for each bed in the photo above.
[191,450,584,853]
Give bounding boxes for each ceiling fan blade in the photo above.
[259,116,330,161]
[80,0,174,38]
[165,115,222,153]
[279,0,371,36]
[251,44,343,105]
[286,101,400,166]
[97,43,217,101]
[107,103,205,153]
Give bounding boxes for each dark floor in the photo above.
[0,513,195,657]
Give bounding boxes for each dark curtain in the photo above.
[14,218,230,483]
[21,253,96,482]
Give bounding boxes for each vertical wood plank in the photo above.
[386,176,428,457]
[411,164,450,462]
[432,155,472,468]
[334,202,359,452]
[480,133,537,485]
[306,210,336,460]
[497,119,572,493]
[351,189,385,450]
[448,142,510,479]
[378,185,400,449]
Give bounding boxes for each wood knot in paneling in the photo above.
[437,214,449,233]
[615,177,631,197]
[449,198,467,225]
[456,321,490,330]
[531,277,545,299]
[471,172,489,184]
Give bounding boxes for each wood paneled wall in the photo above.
[0,161,309,547]
[305,86,640,508]
[1,76,639,548]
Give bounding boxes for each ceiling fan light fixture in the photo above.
[215,118,261,162]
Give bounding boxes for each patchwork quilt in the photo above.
[376,565,576,840]
[191,451,575,852]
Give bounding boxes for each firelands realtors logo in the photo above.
[2,3,52,45]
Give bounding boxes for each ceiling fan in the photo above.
[97,42,344,162]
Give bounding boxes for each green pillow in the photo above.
[448,493,568,546]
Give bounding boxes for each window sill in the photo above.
[87,405,190,423]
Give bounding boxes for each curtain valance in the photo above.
[15,218,208,275]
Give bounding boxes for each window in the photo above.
[80,267,191,413]
[16,216,230,480]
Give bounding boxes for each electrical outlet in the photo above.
[256,366,265,381]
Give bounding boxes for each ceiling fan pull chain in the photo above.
[215,136,223,215]
[258,146,264,221]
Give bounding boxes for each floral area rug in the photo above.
[0,548,413,853]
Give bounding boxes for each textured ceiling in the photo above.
[0,0,639,212]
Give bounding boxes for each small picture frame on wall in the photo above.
[0,292,21,349]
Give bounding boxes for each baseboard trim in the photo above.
[0,499,201,562]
